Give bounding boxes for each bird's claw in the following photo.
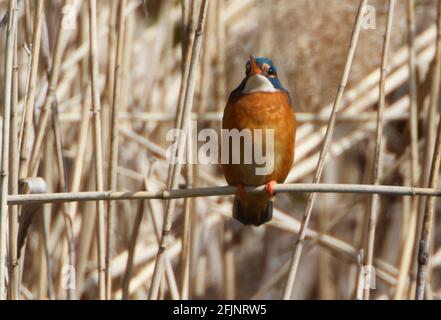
[236,184,246,200]
[264,180,277,197]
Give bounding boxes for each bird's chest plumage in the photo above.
[222,91,296,186]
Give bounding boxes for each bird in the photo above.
[221,56,296,226]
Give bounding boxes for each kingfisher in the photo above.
[222,56,296,226]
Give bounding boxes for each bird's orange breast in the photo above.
[221,91,296,186]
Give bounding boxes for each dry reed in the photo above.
[0,0,441,301]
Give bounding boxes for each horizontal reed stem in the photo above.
[7,183,441,205]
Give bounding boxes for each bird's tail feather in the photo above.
[233,194,273,226]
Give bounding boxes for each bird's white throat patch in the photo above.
[243,74,276,94]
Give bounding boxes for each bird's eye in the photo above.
[267,68,275,76]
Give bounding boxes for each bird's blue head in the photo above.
[233,56,288,96]
[245,57,278,77]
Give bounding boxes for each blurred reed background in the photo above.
[0,0,440,300]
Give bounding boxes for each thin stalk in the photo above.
[175,0,197,130]
[177,3,196,295]
[67,3,90,232]
[415,0,441,300]
[69,7,90,294]
[9,182,441,213]
[68,84,91,216]
[0,0,17,300]
[19,0,44,180]
[106,0,126,300]
[23,0,32,45]
[282,0,368,300]
[362,0,395,300]
[179,126,194,299]
[88,0,106,300]
[8,25,19,300]
[105,0,118,109]
[41,140,55,299]
[75,163,96,295]
[407,0,420,187]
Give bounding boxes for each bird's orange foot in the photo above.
[264,180,277,197]
[236,183,246,200]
